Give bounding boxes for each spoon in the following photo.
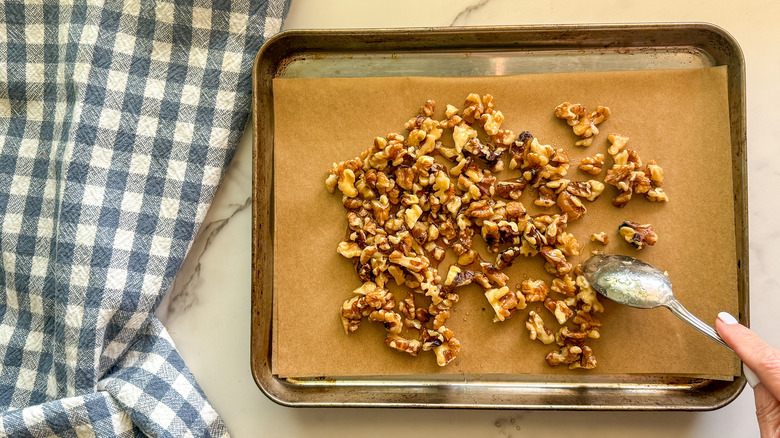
[581,253,759,387]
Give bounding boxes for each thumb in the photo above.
[716,312,780,400]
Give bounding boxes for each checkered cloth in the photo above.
[0,0,287,435]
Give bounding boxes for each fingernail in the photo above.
[718,312,739,325]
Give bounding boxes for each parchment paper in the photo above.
[271,67,740,378]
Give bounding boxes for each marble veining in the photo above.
[450,0,491,26]
[160,197,251,321]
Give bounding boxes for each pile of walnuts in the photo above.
[326,94,666,369]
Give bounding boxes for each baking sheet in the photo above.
[271,66,739,379]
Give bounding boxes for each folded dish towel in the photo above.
[0,0,287,435]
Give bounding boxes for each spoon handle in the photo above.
[665,300,761,387]
[665,299,730,350]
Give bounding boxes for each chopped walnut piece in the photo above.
[545,344,583,366]
[555,326,588,347]
[572,310,602,332]
[578,154,605,175]
[557,191,586,220]
[590,232,609,244]
[551,275,577,298]
[569,345,597,369]
[433,326,461,366]
[544,298,574,324]
[618,221,658,249]
[385,333,422,356]
[575,275,605,313]
[521,279,549,302]
[526,310,555,345]
[554,104,610,146]
[553,102,586,126]
[461,93,484,124]
[540,246,573,277]
[485,286,527,322]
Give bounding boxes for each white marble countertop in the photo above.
[156,1,780,436]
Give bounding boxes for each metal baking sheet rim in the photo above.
[250,23,748,410]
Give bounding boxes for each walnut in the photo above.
[551,275,577,298]
[433,326,460,366]
[534,186,556,208]
[495,178,526,200]
[557,191,586,220]
[340,296,365,333]
[578,154,604,175]
[565,180,604,202]
[553,102,585,126]
[646,187,669,202]
[572,310,602,332]
[607,133,629,156]
[544,298,574,324]
[461,93,484,124]
[618,221,658,249]
[540,246,573,277]
[575,275,604,313]
[545,344,583,366]
[419,329,444,352]
[590,232,609,244]
[480,262,508,287]
[337,241,362,258]
[521,279,549,302]
[569,345,597,369]
[572,106,610,145]
[526,310,555,345]
[443,266,475,290]
[555,231,580,257]
[385,333,422,356]
[485,286,526,322]
[509,131,533,170]
[555,326,588,347]
[645,159,664,186]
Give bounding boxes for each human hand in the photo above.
[716,312,780,438]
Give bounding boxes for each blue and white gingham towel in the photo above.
[0,0,288,435]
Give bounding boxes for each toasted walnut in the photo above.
[485,286,526,322]
[369,310,403,334]
[607,134,629,156]
[569,345,597,369]
[572,106,610,145]
[578,154,604,175]
[337,241,362,258]
[645,159,664,186]
[553,102,586,126]
[546,344,583,366]
[575,275,604,313]
[551,275,577,297]
[526,310,555,345]
[495,178,526,200]
[521,279,549,302]
[555,326,587,347]
[461,93,484,124]
[618,221,658,249]
[544,298,574,324]
[646,187,669,202]
[572,310,602,332]
[557,191,586,220]
[385,333,422,356]
[555,231,580,257]
[433,326,460,366]
[590,232,608,244]
[540,246,573,277]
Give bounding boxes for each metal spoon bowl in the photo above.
[581,253,759,387]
